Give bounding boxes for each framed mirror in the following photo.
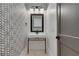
[31,14,44,32]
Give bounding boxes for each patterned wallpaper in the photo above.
[0,3,27,56]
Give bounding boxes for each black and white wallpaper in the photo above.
[0,3,27,56]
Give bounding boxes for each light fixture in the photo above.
[30,8,33,13]
[35,8,39,13]
[40,8,44,13]
[30,6,44,14]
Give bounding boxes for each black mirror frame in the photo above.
[30,14,44,32]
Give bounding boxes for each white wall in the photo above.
[47,3,57,56]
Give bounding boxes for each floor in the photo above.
[20,46,47,56]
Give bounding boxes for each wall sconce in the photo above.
[40,8,44,13]
[30,8,33,13]
[35,8,39,13]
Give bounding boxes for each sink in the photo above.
[28,34,46,38]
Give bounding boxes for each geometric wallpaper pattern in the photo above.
[0,3,27,56]
[0,3,12,56]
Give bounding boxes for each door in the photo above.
[57,3,79,56]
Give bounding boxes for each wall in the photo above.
[0,3,27,56]
[47,3,57,56]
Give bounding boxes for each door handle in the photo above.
[56,36,60,40]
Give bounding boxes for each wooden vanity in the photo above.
[27,37,46,54]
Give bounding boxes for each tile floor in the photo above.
[20,46,47,56]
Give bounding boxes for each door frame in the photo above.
[57,3,61,56]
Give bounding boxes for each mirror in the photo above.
[31,14,44,33]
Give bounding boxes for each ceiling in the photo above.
[24,3,49,10]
